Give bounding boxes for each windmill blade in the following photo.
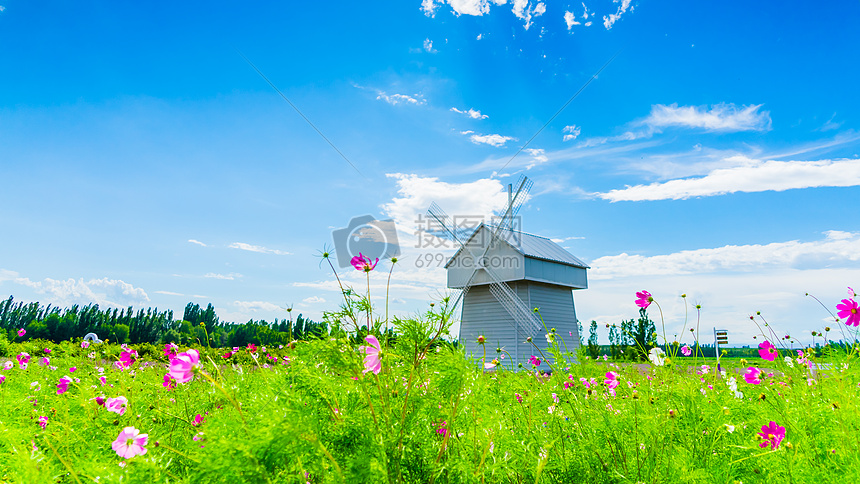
[491,175,532,242]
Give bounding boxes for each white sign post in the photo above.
[714,328,728,365]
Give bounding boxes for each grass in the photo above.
[0,326,858,484]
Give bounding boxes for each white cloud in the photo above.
[564,11,580,29]
[512,0,546,30]
[188,239,207,247]
[423,38,437,53]
[590,231,860,280]
[424,0,508,17]
[816,113,843,132]
[562,124,581,141]
[642,103,772,132]
[598,157,860,201]
[303,296,326,304]
[421,0,439,17]
[476,33,483,40]
[603,0,632,29]
[550,236,585,243]
[229,242,291,255]
[204,272,242,280]
[450,107,489,119]
[233,300,281,312]
[155,290,184,296]
[6,274,150,308]
[524,148,548,169]
[382,174,510,233]
[464,132,517,147]
[376,91,426,106]
[0,6,6,13]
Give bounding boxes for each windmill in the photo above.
[427,175,589,369]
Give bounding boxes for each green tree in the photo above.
[587,320,600,359]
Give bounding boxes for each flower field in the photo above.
[1,289,860,483]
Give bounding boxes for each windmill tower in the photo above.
[427,176,589,370]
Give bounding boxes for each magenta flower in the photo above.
[112,427,148,459]
[164,343,178,359]
[758,340,777,362]
[515,393,523,403]
[634,290,653,309]
[106,396,128,415]
[17,328,26,337]
[44,348,51,354]
[757,421,786,450]
[3,361,12,370]
[81,340,90,349]
[192,414,204,427]
[681,345,692,357]
[99,376,108,386]
[0,375,5,384]
[837,298,860,327]
[743,367,763,385]
[17,352,31,367]
[117,345,138,370]
[56,376,73,395]
[350,253,379,272]
[69,367,76,373]
[604,371,619,395]
[436,420,448,437]
[162,373,176,390]
[359,335,382,375]
[96,396,106,406]
[39,357,50,367]
[168,349,201,383]
[38,416,48,429]
[247,343,257,353]
[528,355,541,366]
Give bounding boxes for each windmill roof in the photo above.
[446,224,590,269]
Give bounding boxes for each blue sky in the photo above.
[1,1,859,346]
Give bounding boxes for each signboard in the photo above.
[714,329,729,360]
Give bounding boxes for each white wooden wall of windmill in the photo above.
[427,176,588,370]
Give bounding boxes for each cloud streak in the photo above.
[641,103,772,132]
[590,230,860,280]
[229,242,291,255]
[598,157,860,201]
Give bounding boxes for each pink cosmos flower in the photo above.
[681,345,692,356]
[359,335,382,375]
[69,367,76,373]
[106,396,128,415]
[743,367,763,385]
[81,340,90,349]
[604,371,619,396]
[17,328,26,337]
[112,427,148,459]
[515,393,523,403]
[38,416,48,429]
[96,396,106,406]
[162,374,176,390]
[483,358,499,369]
[351,253,379,272]
[528,355,541,366]
[56,376,73,395]
[99,376,108,386]
[757,421,786,450]
[634,290,653,309]
[39,357,50,367]
[44,348,51,354]
[164,343,178,359]
[169,349,200,383]
[758,340,777,362]
[837,298,860,327]
[247,344,257,353]
[17,352,31,367]
[192,414,204,427]
[3,361,12,370]
[118,345,138,370]
[0,375,5,384]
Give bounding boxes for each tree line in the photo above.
[0,296,328,347]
